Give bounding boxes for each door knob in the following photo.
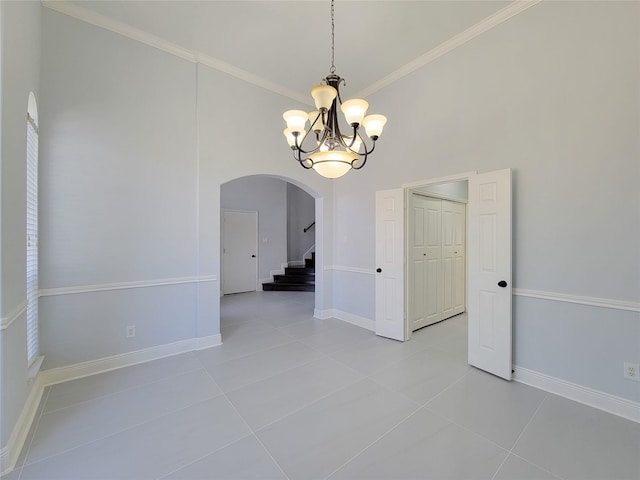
[376,268,382,273]
[251,255,256,258]
[498,280,507,288]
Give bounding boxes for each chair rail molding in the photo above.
[39,275,218,297]
[0,300,27,330]
[513,288,640,313]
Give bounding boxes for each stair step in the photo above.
[273,274,315,285]
[285,267,315,276]
[262,282,315,292]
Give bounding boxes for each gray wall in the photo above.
[221,176,287,282]
[0,0,41,448]
[287,182,315,262]
[331,1,639,402]
[34,7,334,373]
[39,8,199,369]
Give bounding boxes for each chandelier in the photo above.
[282,0,387,179]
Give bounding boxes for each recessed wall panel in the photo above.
[443,257,453,311]
[427,208,439,246]
[384,221,395,264]
[454,256,465,309]
[479,182,497,205]
[480,213,497,273]
[383,277,395,323]
[444,211,454,246]
[413,260,425,323]
[413,207,425,246]
[426,258,439,316]
[479,291,496,351]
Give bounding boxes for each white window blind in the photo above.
[26,112,39,366]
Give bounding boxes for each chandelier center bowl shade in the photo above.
[282,0,387,179]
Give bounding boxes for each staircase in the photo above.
[263,253,315,292]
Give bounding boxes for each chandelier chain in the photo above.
[330,0,336,74]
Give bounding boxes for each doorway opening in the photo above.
[219,175,321,309]
[407,181,468,333]
[375,169,513,380]
[404,173,472,341]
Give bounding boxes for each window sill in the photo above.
[28,355,44,384]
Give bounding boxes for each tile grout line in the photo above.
[419,382,555,478]
[322,403,427,479]
[359,343,467,379]
[198,363,291,480]
[196,334,301,369]
[41,363,210,416]
[196,340,338,396]
[422,367,474,407]
[249,375,370,434]
[42,352,204,414]
[493,393,566,480]
[506,452,565,480]
[154,432,258,480]
[17,389,228,471]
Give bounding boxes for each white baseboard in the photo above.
[40,335,221,386]
[315,310,638,423]
[1,334,222,476]
[314,308,375,332]
[513,365,640,423]
[1,375,45,476]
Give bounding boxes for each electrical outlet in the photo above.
[126,326,136,338]
[623,362,639,381]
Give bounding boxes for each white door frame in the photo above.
[402,171,476,341]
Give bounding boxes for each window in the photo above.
[26,93,39,366]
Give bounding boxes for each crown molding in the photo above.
[41,0,310,105]
[42,0,196,61]
[355,0,542,99]
[42,1,540,103]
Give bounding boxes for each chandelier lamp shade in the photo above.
[282,0,387,179]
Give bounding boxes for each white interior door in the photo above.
[442,200,466,318]
[375,188,405,341]
[468,169,512,380]
[222,210,258,295]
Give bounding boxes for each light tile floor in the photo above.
[6,291,640,480]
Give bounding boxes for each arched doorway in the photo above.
[218,174,323,341]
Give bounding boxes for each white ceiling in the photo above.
[56,1,512,101]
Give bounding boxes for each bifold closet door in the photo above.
[409,196,442,331]
[410,196,466,332]
[442,200,466,319]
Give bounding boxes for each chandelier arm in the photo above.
[293,129,323,156]
[352,149,369,170]
[291,149,314,169]
[359,138,377,157]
